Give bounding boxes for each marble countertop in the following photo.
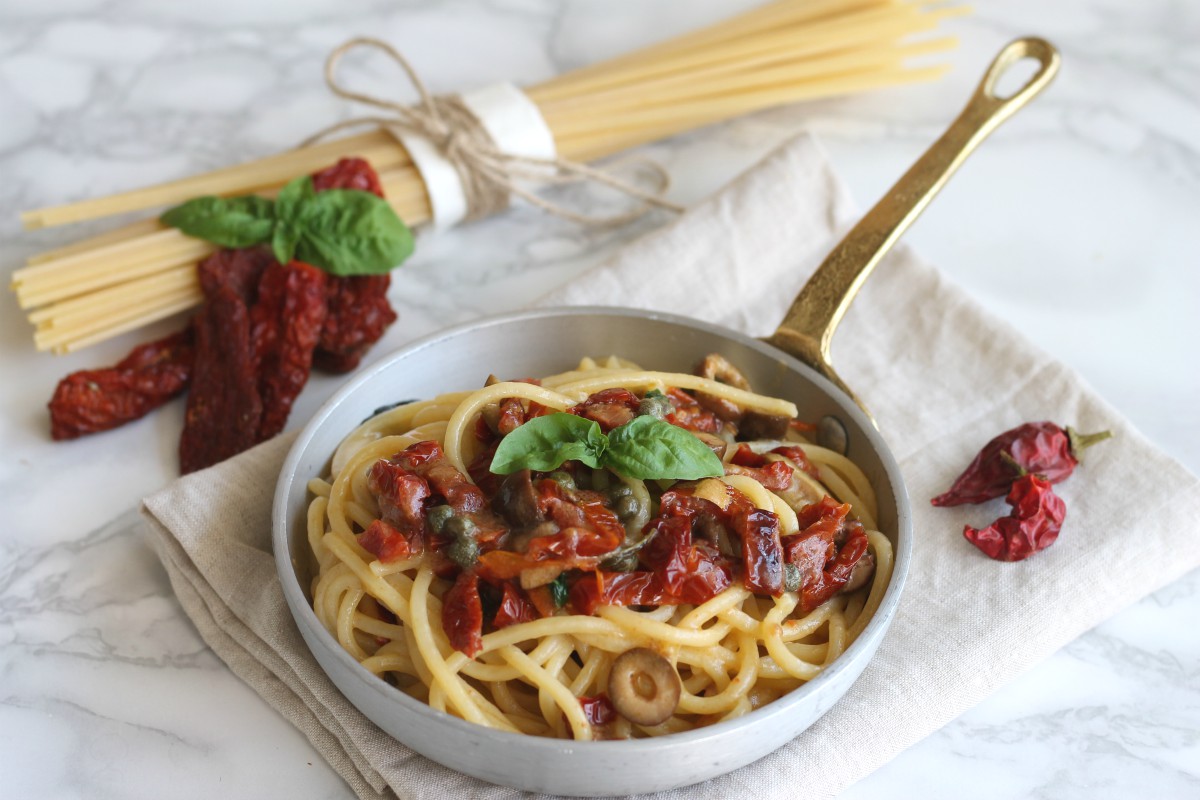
[2,1,1197,797]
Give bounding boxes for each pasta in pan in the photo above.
[306,355,893,740]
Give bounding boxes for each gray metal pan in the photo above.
[273,38,1059,796]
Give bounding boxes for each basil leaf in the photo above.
[604,415,724,480]
[490,413,606,474]
[272,176,317,264]
[548,573,569,608]
[275,174,315,222]
[159,195,274,248]
[293,189,414,276]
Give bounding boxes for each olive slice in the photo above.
[607,647,681,726]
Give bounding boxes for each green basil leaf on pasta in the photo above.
[159,195,275,248]
[604,415,724,480]
[293,188,414,276]
[490,413,606,474]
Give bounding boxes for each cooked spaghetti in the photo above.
[305,355,893,739]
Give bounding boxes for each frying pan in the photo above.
[273,38,1060,796]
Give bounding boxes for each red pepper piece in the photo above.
[48,329,193,440]
[578,694,617,727]
[963,474,1066,562]
[310,158,397,373]
[251,260,328,439]
[491,582,538,629]
[179,286,262,473]
[442,570,484,657]
[358,519,413,563]
[932,421,1112,506]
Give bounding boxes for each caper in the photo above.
[426,505,454,534]
[608,483,633,500]
[783,562,801,593]
[546,471,576,490]
[446,535,479,568]
[614,494,641,520]
[637,393,673,420]
[443,514,477,540]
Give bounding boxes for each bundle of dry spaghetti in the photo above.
[12,0,965,354]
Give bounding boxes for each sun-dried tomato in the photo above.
[358,519,413,563]
[310,158,397,373]
[491,582,538,629]
[780,497,868,612]
[567,388,640,432]
[197,244,275,303]
[179,286,262,474]
[313,274,396,373]
[442,570,484,657]
[48,329,194,440]
[312,157,385,196]
[251,260,328,439]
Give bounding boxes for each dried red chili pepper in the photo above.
[48,328,194,440]
[931,421,1112,507]
[963,474,1066,561]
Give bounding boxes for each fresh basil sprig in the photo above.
[490,412,723,481]
[159,176,414,277]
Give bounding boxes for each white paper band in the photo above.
[393,82,557,230]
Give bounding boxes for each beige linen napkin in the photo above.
[142,133,1200,800]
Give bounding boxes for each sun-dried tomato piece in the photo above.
[197,244,276,304]
[48,329,194,440]
[567,388,641,432]
[491,582,538,630]
[442,570,484,657]
[179,286,262,473]
[312,157,385,196]
[251,261,327,439]
[358,519,413,563]
[313,274,396,373]
[310,158,397,373]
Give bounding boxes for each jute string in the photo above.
[303,38,685,226]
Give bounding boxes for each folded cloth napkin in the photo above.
[142,132,1200,800]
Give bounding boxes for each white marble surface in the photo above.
[1,1,1198,797]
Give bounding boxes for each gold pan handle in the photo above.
[765,37,1061,412]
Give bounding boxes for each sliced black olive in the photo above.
[840,550,876,594]
[737,410,790,440]
[493,469,544,527]
[363,398,418,423]
[607,648,681,726]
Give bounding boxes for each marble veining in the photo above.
[1,1,1198,798]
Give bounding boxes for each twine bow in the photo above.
[303,37,685,226]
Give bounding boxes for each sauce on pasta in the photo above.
[305,355,892,739]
